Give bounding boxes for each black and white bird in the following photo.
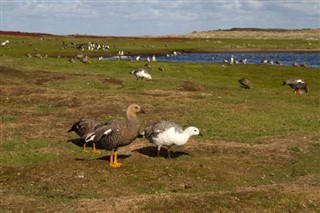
[238,78,252,89]
[143,120,202,158]
[83,104,145,168]
[130,68,152,80]
[283,78,309,95]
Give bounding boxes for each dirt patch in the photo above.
[178,81,207,91]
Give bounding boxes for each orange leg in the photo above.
[83,143,89,153]
[92,143,101,155]
[109,150,114,167]
[109,150,122,168]
[113,151,122,167]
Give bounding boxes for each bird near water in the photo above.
[83,104,145,168]
[130,68,152,80]
[238,78,252,89]
[143,120,202,158]
[283,78,309,95]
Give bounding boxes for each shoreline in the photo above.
[117,48,320,57]
[188,48,320,54]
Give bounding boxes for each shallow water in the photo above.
[102,52,320,68]
[155,52,320,68]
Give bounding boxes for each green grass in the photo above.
[1,33,319,58]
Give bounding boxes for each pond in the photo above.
[155,52,320,68]
[103,52,320,68]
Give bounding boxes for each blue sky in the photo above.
[1,0,319,36]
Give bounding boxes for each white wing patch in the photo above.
[85,133,95,143]
[104,129,112,135]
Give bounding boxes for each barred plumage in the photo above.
[283,78,309,95]
[238,78,252,89]
[68,117,105,154]
[84,104,145,168]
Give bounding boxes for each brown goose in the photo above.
[68,117,105,154]
[84,104,145,168]
[238,78,252,89]
[283,78,309,95]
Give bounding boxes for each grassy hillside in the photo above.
[0,34,320,212]
[1,29,319,59]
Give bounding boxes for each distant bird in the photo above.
[238,78,252,89]
[69,57,75,63]
[145,63,152,70]
[68,117,105,154]
[143,120,202,158]
[283,78,309,95]
[79,55,91,63]
[135,56,140,61]
[25,53,32,58]
[230,55,235,65]
[240,58,247,64]
[299,63,308,68]
[1,40,9,46]
[158,66,165,72]
[152,55,156,61]
[292,62,299,67]
[84,104,145,168]
[267,60,273,65]
[130,68,152,80]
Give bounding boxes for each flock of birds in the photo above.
[67,76,308,169]
[224,55,308,67]
[16,39,305,169]
[68,104,202,168]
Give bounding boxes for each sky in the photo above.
[1,0,319,36]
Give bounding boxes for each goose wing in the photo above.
[144,120,183,139]
[68,117,103,136]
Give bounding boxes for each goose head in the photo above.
[127,104,145,119]
[184,126,202,137]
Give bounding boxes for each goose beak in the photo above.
[140,108,146,114]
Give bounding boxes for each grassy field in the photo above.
[0,32,320,212]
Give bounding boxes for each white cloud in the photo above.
[1,0,319,35]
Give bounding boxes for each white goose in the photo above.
[143,120,202,158]
[130,68,152,80]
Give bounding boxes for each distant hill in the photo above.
[0,31,55,37]
[169,28,320,40]
[1,28,319,40]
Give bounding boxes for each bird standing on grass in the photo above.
[130,68,152,80]
[283,78,309,95]
[68,117,105,154]
[143,120,202,158]
[238,78,252,89]
[83,104,145,168]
